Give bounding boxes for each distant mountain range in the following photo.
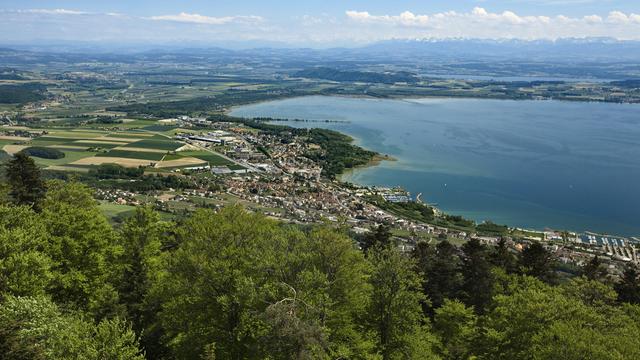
[3,37,640,61]
[357,38,640,61]
[1,38,639,80]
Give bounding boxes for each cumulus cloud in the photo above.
[1,6,640,44]
[344,7,640,40]
[344,10,430,26]
[346,7,558,27]
[607,11,640,24]
[150,12,263,25]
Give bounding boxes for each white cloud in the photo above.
[1,6,640,45]
[583,15,603,23]
[607,11,629,23]
[347,7,564,27]
[15,8,88,15]
[344,7,640,40]
[150,12,262,25]
[606,11,640,24]
[344,10,430,26]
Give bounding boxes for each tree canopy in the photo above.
[0,176,639,359]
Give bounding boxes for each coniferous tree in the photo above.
[412,241,436,315]
[0,182,10,205]
[518,242,557,284]
[489,238,517,273]
[118,206,166,348]
[422,241,462,313]
[615,264,640,305]
[5,153,46,210]
[412,241,435,272]
[361,224,393,253]
[460,239,494,313]
[581,256,608,282]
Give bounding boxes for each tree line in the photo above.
[1,153,640,359]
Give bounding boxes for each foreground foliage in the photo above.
[1,162,640,359]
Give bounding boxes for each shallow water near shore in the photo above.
[231,96,640,236]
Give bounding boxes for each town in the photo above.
[37,112,635,280]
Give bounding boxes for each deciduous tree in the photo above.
[40,181,122,317]
[366,246,438,359]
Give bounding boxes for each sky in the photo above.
[1,0,639,47]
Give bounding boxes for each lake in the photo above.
[230,96,640,236]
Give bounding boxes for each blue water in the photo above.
[230,96,640,236]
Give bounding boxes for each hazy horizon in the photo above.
[1,1,639,47]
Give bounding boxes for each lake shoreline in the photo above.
[338,153,396,182]
[229,94,637,237]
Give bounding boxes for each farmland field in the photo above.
[2,144,28,154]
[177,150,235,166]
[105,133,154,139]
[98,201,136,221]
[31,136,85,144]
[68,141,122,149]
[71,156,155,167]
[97,149,165,161]
[155,157,207,168]
[142,124,178,132]
[32,150,97,166]
[0,126,191,171]
[124,139,184,151]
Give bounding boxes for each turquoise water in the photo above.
[230,96,640,236]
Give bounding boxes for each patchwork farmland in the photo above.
[0,121,243,172]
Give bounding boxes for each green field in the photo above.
[0,139,17,146]
[125,139,183,151]
[49,131,105,138]
[32,150,97,166]
[160,153,183,161]
[143,124,178,132]
[0,126,192,172]
[48,145,92,151]
[177,150,235,166]
[105,133,150,139]
[98,201,136,220]
[31,137,82,145]
[96,149,165,161]
[70,141,123,149]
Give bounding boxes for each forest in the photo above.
[0,83,47,104]
[1,153,640,359]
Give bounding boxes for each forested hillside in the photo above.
[1,154,640,359]
[0,83,46,104]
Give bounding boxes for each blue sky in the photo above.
[2,0,638,17]
[1,1,639,46]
